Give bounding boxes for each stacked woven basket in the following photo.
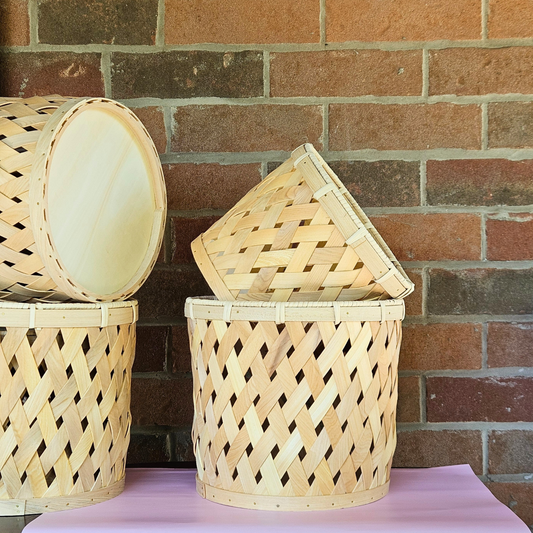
[0,95,166,515]
[186,143,413,511]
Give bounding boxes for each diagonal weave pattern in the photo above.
[192,144,413,303]
[0,95,70,302]
[0,320,135,505]
[189,303,402,503]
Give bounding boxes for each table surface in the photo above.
[23,465,528,532]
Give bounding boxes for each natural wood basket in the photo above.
[0,95,166,303]
[0,300,137,515]
[192,143,413,303]
[186,296,404,511]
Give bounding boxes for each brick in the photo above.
[171,325,191,374]
[430,48,533,96]
[0,0,29,46]
[329,104,481,151]
[136,268,212,321]
[489,431,533,474]
[171,215,221,264]
[38,0,157,45]
[131,376,193,426]
[173,105,323,153]
[404,269,423,316]
[164,163,261,211]
[173,428,195,462]
[111,51,263,99]
[427,377,533,422]
[328,160,420,207]
[393,430,483,474]
[488,483,533,527]
[326,0,481,42]
[0,52,104,98]
[397,376,420,423]
[400,323,482,371]
[488,0,533,38]
[489,102,533,148]
[427,159,533,206]
[488,323,533,368]
[270,50,422,97]
[487,215,533,261]
[130,107,166,154]
[370,214,481,261]
[165,0,320,44]
[133,326,169,373]
[428,269,533,316]
[127,433,170,465]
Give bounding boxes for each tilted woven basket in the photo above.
[0,300,137,515]
[186,296,404,511]
[192,143,412,303]
[0,95,166,302]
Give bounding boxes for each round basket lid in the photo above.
[29,98,166,302]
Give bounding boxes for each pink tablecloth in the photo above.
[26,465,528,532]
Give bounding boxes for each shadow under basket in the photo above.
[0,300,138,515]
[185,297,404,511]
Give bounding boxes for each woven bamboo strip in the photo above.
[186,297,403,511]
[0,300,137,515]
[192,143,413,303]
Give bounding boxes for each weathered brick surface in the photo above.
[165,0,320,44]
[270,50,422,97]
[393,430,483,474]
[328,160,420,207]
[127,433,170,464]
[173,105,323,152]
[0,0,29,46]
[131,377,193,426]
[428,269,533,316]
[171,325,191,374]
[171,215,221,264]
[488,483,533,527]
[326,0,481,42]
[112,51,263,99]
[136,268,212,321]
[488,323,533,368]
[371,214,481,261]
[489,431,533,474]
[130,107,166,154]
[0,52,104,97]
[38,0,157,45]
[133,326,169,373]
[426,159,533,206]
[430,48,533,96]
[400,323,482,371]
[427,377,533,422]
[329,104,481,150]
[487,215,533,261]
[404,269,423,316]
[489,102,533,148]
[173,429,195,462]
[488,0,533,39]
[164,163,261,211]
[397,376,420,423]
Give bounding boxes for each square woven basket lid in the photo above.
[191,143,414,302]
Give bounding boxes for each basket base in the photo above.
[0,477,125,516]
[196,476,389,511]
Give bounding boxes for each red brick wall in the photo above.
[2,0,533,526]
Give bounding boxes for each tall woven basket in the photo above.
[0,95,166,303]
[0,300,137,515]
[186,297,404,511]
[192,143,412,303]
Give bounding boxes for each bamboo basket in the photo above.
[0,95,166,303]
[192,143,413,303]
[186,296,404,511]
[0,300,137,515]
